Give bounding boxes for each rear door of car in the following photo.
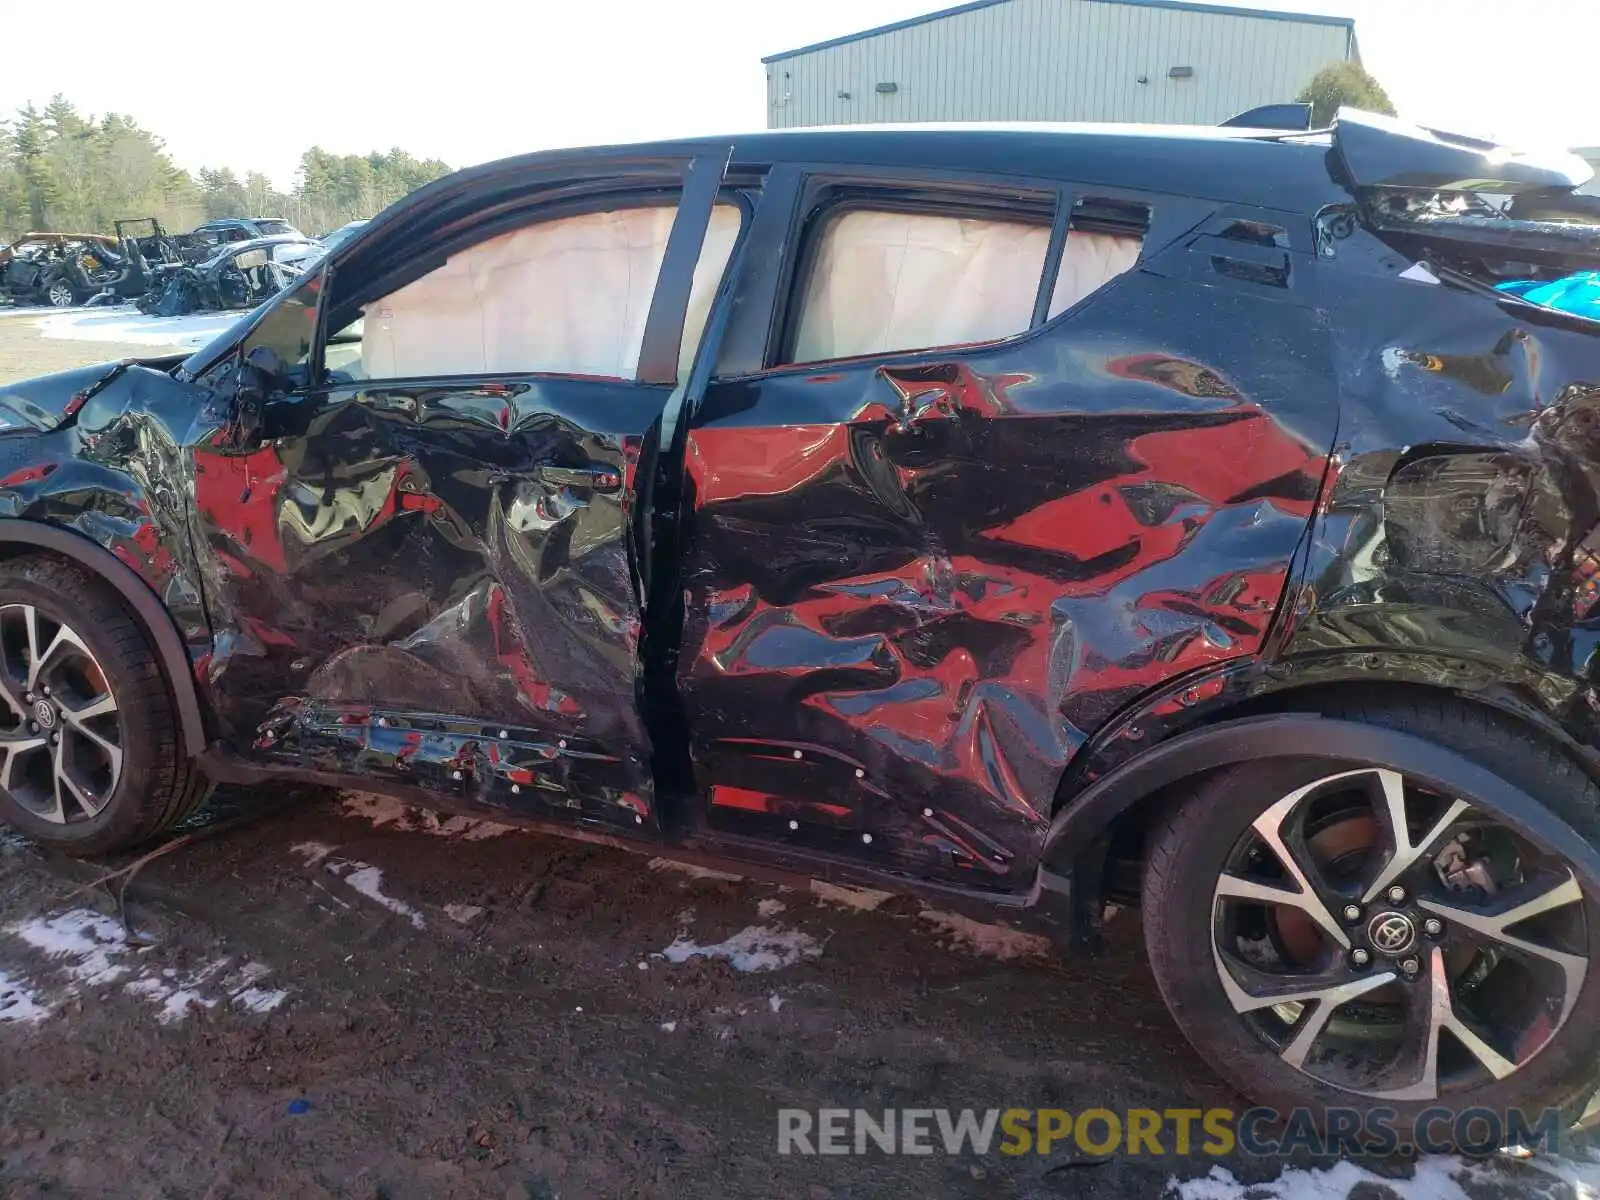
[191,148,743,836]
[673,159,1339,888]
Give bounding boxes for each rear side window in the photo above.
[1049,227,1143,317]
[788,210,1049,364]
[783,196,1148,367]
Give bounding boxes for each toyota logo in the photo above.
[1367,911,1417,956]
[32,699,55,730]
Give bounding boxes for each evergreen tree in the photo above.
[0,98,451,240]
[1296,62,1397,127]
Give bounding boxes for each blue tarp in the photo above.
[1497,270,1600,320]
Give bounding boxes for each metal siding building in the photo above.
[764,0,1356,130]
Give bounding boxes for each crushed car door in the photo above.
[191,151,738,835]
[675,167,1340,888]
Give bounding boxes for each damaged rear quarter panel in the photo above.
[1286,248,1600,752]
[677,262,1338,886]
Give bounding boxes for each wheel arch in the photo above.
[0,520,208,754]
[1041,708,1600,899]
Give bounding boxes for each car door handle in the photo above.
[535,464,623,493]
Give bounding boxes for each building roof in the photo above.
[762,0,1354,64]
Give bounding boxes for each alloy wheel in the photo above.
[1211,767,1589,1100]
[46,281,75,308]
[0,604,122,824]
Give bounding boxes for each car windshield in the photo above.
[256,219,298,237]
[321,222,367,252]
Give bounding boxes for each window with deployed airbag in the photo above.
[783,204,1144,366]
[340,202,742,383]
[1049,229,1143,317]
[788,210,1050,364]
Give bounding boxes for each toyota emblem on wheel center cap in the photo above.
[32,699,55,730]
[1367,911,1417,956]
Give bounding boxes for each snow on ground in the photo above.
[918,908,1051,960]
[0,305,82,320]
[0,965,49,1023]
[336,863,427,930]
[657,925,823,972]
[647,857,744,882]
[1,907,288,1023]
[11,908,134,987]
[341,791,516,841]
[29,305,240,350]
[1168,1152,1600,1200]
[808,880,892,910]
[291,843,428,930]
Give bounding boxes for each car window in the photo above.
[256,220,295,236]
[787,209,1051,365]
[329,201,742,384]
[241,266,324,381]
[1048,227,1144,317]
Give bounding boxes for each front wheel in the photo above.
[43,275,80,308]
[0,556,209,855]
[1142,698,1600,1143]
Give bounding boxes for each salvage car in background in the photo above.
[315,219,369,255]
[0,232,120,306]
[2,111,1600,1138]
[186,217,322,268]
[137,235,319,316]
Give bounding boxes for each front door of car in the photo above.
[674,167,1339,888]
[190,151,739,835]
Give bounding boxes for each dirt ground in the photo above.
[0,315,1598,1199]
[0,313,155,383]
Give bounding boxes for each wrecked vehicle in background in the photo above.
[315,219,369,256]
[5,110,1600,1141]
[183,218,322,269]
[0,232,120,306]
[137,235,319,316]
[191,216,307,244]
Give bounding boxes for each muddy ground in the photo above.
[1,315,1598,1199]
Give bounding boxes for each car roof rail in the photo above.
[1220,103,1313,132]
[1333,107,1594,194]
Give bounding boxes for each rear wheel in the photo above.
[1142,697,1600,1142]
[0,556,209,855]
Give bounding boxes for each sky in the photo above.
[6,0,1599,189]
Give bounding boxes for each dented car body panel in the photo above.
[190,376,659,832]
[678,264,1335,886]
[2,115,1600,930]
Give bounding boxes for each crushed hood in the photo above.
[0,358,186,432]
[0,362,128,432]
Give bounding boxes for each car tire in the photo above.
[42,275,80,308]
[0,555,210,856]
[1142,694,1600,1145]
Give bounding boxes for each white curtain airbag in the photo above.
[1048,231,1142,318]
[360,206,681,381]
[679,204,742,379]
[790,211,1050,364]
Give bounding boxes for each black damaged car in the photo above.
[0,109,1599,1136]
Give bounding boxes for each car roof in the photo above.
[717,124,1337,205]
[196,217,291,228]
[427,122,1346,215]
[197,234,317,264]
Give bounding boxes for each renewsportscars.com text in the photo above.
[776,1106,1568,1158]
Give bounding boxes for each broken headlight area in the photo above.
[1382,453,1534,576]
[1361,189,1600,325]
